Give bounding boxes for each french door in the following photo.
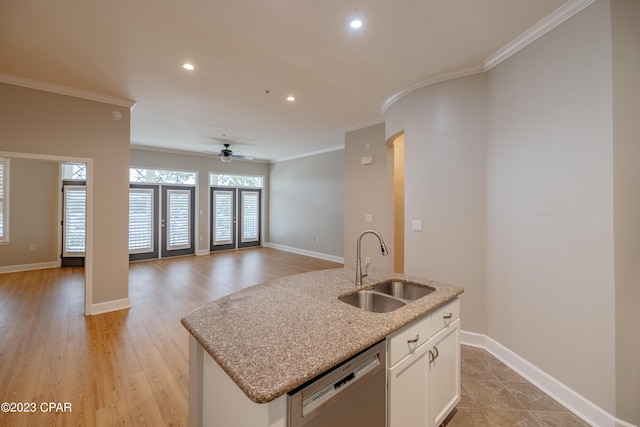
[161,186,195,257]
[210,187,261,252]
[128,184,195,261]
[61,181,86,267]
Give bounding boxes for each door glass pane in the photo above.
[241,191,259,242]
[129,188,154,253]
[167,190,191,250]
[63,186,86,255]
[214,190,233,245]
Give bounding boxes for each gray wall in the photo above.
[485,0,615,414]
[385,74,488,334]
[268,149,344,259]
[0,158,59,267]
[130,148,270,253]
[0,83,130,308]
[344,123,393,272]
[611,0,640,422]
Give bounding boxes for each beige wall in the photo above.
[384,74,488,333]
[0,158,59,267]
[486,0,615,413]
[611,0,640,423]
[344,123,393,272]
[269,149,344,259]
[130,148,270,252]
[379,1,638,422]
[0,83,130,308]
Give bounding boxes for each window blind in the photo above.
[63,186,86,255]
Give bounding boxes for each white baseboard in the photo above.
[460,331,637,427]
[89,298,131,316]
[195,249,210,256]
[264,242,344,264]
[0,261,60,274]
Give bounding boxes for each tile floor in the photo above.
[443,345,591,426]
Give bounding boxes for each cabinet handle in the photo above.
[428,349,435,364]
[407,334,419,344]
[443,313,453,319]
[433,346,439,360]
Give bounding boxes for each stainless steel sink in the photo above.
[371,280,435,301]
[339,290,407,313]
[339,280,435,313]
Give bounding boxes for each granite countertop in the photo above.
[181,268,464,404]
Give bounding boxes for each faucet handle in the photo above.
[364,258,370,277]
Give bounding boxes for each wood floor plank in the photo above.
[0,247,342,426]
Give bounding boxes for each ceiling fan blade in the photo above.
[231,153,254,160]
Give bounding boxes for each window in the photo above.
[129,188,155,254]
[61,163,87,180]
[0,158,8,243]
[210,173,264,188]
[130,168,196,185]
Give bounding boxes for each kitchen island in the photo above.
[182,267,464,426]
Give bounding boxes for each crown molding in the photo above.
[0,73,136,109]
[381,66,484,114]
[382,0,596,114]
[483,0,596,71]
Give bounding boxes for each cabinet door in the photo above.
[427,318,460,427]
[388,343,430,427]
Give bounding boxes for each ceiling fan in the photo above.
[212,143,254,163]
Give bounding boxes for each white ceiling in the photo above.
[0,0,569,161]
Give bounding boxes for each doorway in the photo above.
[210,187,261,252]
[0,151,92,315]
[387,132,405,273]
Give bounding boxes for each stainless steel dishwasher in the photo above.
[287,340,386,427]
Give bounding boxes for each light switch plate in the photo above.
[412,220,423,232]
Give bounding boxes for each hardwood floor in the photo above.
[0,248,342,426]
[0,248,587,426]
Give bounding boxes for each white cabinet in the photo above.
[387,298,460,427]
[388,338,430,427]
[427,318,460,427]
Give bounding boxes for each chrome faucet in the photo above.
[355,229,389,286]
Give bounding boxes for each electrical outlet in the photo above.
[365,256,370,265]
[29,245,36,251]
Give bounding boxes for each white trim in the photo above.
[89,298,131,316]
[460,331,636,427]
[0,73,136,109]
[271,145,345,163]
[381,66,484,114]
[0,261,60,274]
[381,0,596,114]
[483,0,596,71]
[195,249,210,256]
[265,242,344,264]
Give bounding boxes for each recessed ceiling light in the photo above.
[182,63,195,71]
[286,96,296,102]
[350,19,362,29]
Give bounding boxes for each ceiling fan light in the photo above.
[220,155,232,163]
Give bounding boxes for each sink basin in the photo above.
[339,290,407,313]
[372,280,435,301]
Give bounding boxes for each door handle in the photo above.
[161,218,165,228]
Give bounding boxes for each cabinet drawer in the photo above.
[428,298,460,337]
[388,315,430,367]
